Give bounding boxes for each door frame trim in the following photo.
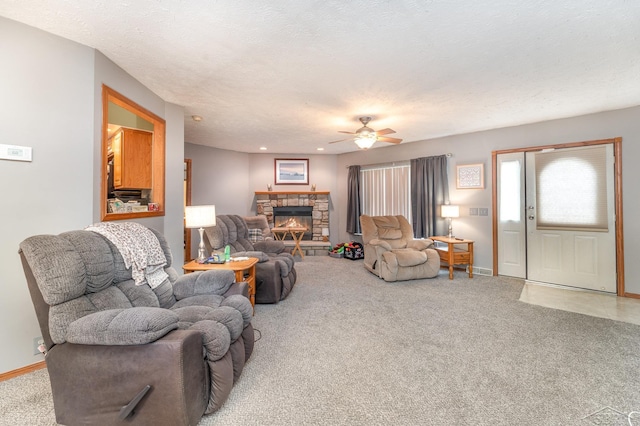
[491,137,626,296]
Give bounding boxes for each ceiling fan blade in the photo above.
[338,131,356,135]
[375,128,396,136]
[378,137,402,144]
[328,138,350,144]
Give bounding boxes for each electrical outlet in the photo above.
[469,208,479,216]
[479,208,489,216]
[33,336,44,355]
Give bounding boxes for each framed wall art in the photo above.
[456,163,484,189]
[274,158,309,185]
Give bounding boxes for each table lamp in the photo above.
[441,205,459,239]
[185,205,216,263]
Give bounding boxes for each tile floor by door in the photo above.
[520,281,640,325]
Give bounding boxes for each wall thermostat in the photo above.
[0,144,32,162]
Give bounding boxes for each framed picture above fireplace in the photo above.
[274,158,309,185]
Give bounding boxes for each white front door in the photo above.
[524,145,616,292]
[497,152,526,278]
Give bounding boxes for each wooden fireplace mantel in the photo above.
[255,191,329,195]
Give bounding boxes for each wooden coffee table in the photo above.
[183,257,258,309]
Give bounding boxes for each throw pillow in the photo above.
[248,228,264,243]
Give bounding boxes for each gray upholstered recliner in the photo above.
[19,223,254,426]
[204,215,297,304]
[243,215,275,241]
[360,215,440,281]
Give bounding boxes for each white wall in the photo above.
[0,17,95,372]
[93,51,185,271]
[184,143,251,255]
[164,103,186,268]
[336,106,640,294]
[0,18,186,373]
[184,145,341,255]
[247,153,339,240]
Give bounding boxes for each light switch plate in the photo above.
[479,208,489,216]
[0,144,32,162]
[469,208,479,216]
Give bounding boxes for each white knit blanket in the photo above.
[85,222,168,289]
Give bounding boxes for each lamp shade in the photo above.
[441,205,459,218]
[185,205,216,228]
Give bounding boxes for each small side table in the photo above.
[430,236,474,280]
[183,257,258,309]
[272,226,307,258]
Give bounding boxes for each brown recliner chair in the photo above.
[360,215,440,281]
[204,215,297,304]
[19,223,254,425]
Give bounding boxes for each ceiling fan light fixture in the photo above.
[354,133,377,149]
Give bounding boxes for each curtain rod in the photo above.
[346,153,452,168]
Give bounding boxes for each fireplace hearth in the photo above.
[255,191,330,242]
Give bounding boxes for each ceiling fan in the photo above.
[329,116,403,149]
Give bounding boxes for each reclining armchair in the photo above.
[243,215,276,241]
[19,223,254,425]
[360,215,440,281]
[204,215,297,304]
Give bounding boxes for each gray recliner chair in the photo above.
[204,215,297,304]
[360,214,440,281]
[243,215,276,241]
[19,223,254,425]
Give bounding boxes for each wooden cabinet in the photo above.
[111,128,152,189]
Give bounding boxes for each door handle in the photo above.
[528,215,535,220]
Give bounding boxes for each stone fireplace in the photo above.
[255,191,329,242]
[273,206,313,240]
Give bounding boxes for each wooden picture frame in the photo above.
[274,158,309,185]
[456,163,484,189]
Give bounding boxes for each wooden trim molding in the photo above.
[101,85,166,221]
[0,360,46,382]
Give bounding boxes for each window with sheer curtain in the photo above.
[360,163,412,223]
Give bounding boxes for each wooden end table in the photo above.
[183,257,258,309]
[272,226,307,258]
[430,236,474,280]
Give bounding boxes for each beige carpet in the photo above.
[2,256,640,425]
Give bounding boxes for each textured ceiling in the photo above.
[2,1,639,154]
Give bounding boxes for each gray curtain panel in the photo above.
[410,155,449,238]
[346,165,362,234]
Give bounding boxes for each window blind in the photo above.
[360,163,412,222]
[535,145,608,231]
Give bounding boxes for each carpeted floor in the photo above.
[2,256,640,425]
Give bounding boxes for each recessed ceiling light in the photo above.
[317,147,324,151]
[192,115,202,122]
[259,147,267,150]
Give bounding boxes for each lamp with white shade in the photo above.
[185,205,216,263]
[441,205,459,239]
